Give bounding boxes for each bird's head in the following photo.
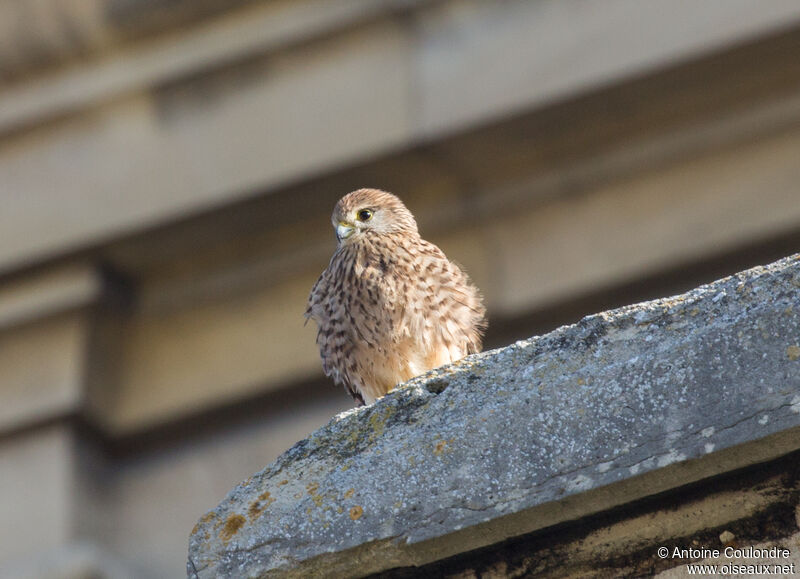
[331,189,419,245]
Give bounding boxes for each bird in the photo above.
[305,189,487,405]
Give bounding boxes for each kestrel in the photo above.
[305,189,487,405]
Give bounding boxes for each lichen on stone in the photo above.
[188,254,800,579]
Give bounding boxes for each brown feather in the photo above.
[306,189,486,405]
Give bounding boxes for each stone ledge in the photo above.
[188,254,800,578]
[5,4,800,278]
[0,0,429,136]
[0,263,100,332]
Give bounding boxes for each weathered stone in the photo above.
[188,254,800,577]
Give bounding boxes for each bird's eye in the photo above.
[357,209,373,222]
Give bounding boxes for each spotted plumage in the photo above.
[305,189,487,405]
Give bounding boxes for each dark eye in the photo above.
[357,209,373,222]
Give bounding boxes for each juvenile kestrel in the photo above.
[305,189,487,405]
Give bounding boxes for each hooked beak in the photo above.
[336,222,355,241]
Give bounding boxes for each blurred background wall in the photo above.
[2,0,800,576]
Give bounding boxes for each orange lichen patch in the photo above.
[248,503,263,520]
[787,345,800,361]
[305,482,327,507]
[278,479,289,486]
[349,505,363,521]
[248,491,276,521]
[192,516,215,541]
[219,514,246,543]
[343,488,355,499]
[194,511,217,534]
[433,438,455,456]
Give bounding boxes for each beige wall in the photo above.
[2,0,800,576]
